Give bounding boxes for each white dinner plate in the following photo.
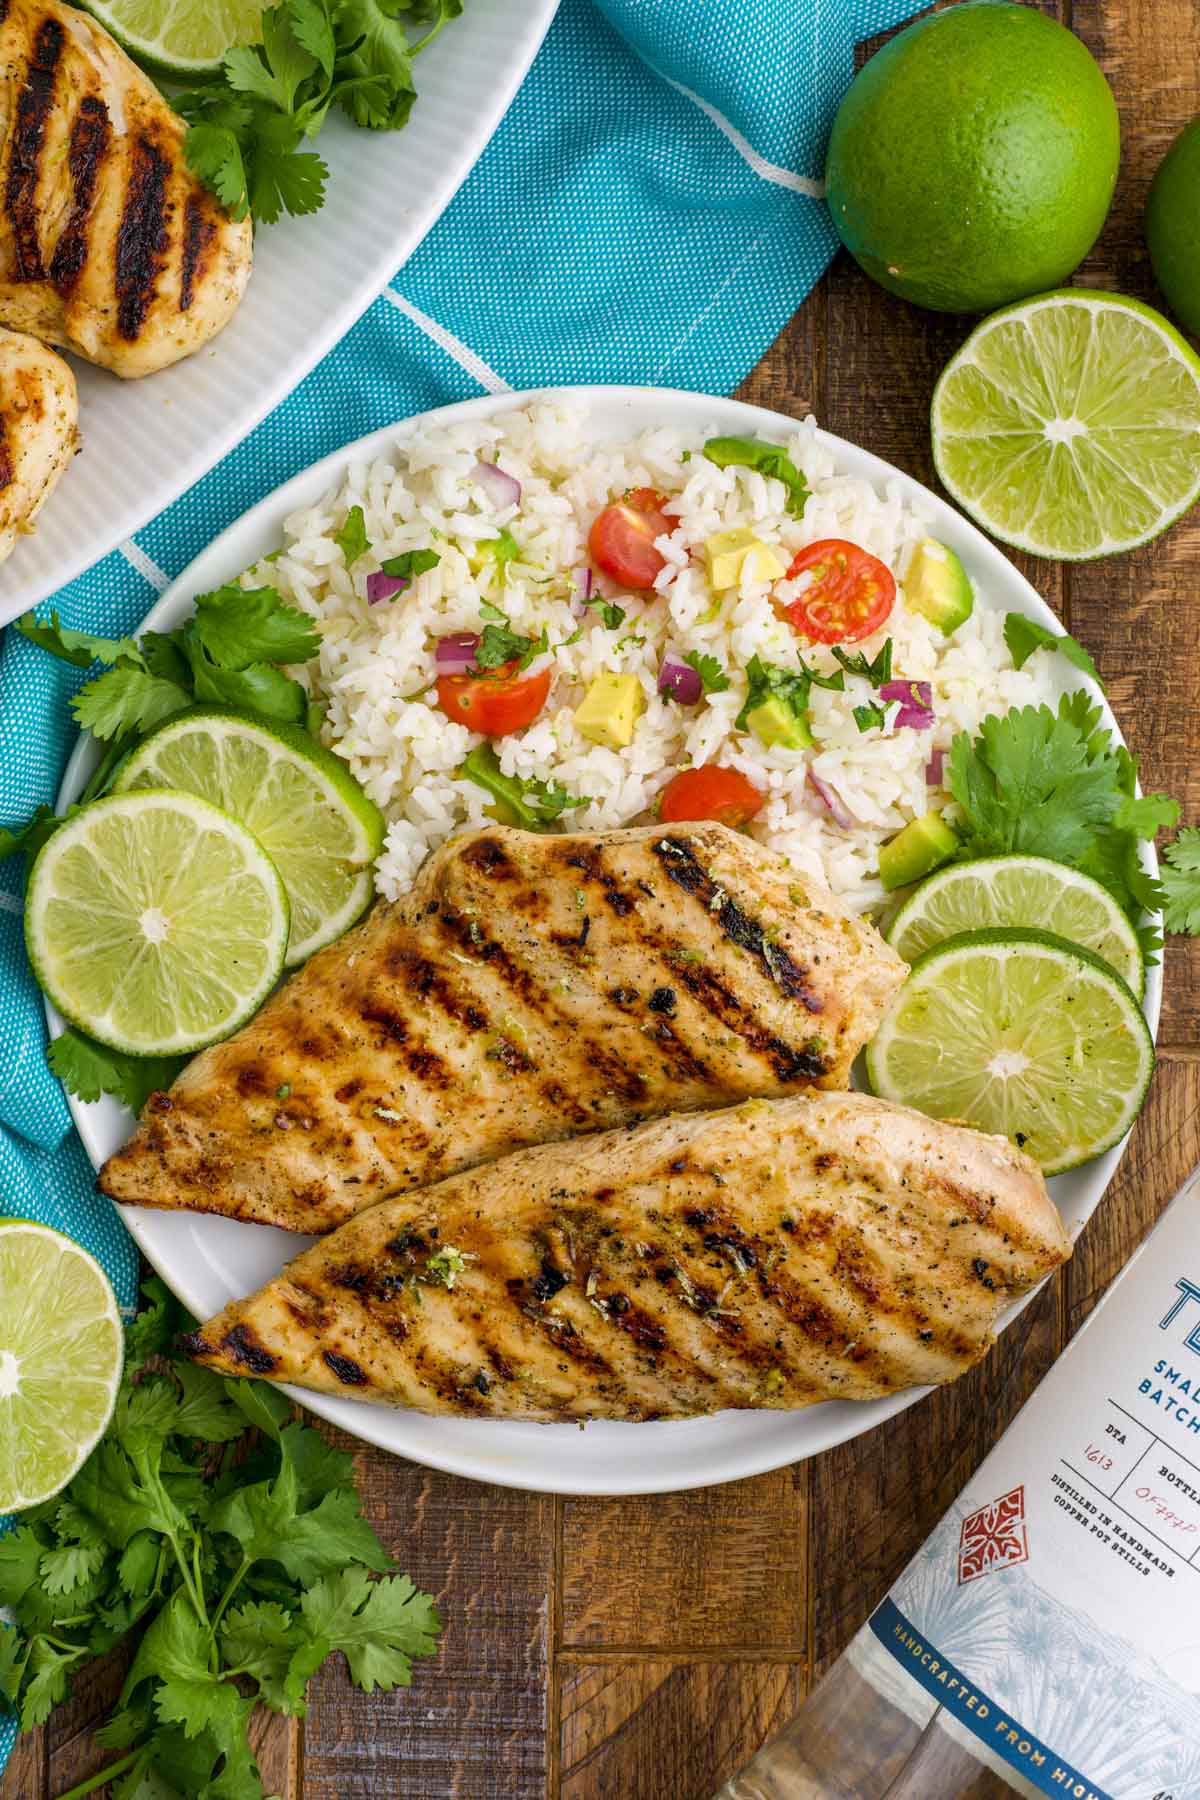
[0,0,559,623]
[54,385,1162,1495]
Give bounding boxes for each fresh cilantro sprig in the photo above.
[47,1030,185,1113]
[682,651,730,695]
[0,1279,441,1797]
[458,743,584,830]
[831,639,893,686]
[947,694,1179,959]
[734,654,843,734]
[1161,829,1200,935]
[472,602,549,673]
[177,0,465,225]
[1003,612,1102,687]
[701,437,810,518]
[334,504,370,568]
[3,587,321,862]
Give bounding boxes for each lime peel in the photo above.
[81,0,265,78]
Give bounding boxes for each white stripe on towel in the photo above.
[665,77,823,196]
[119,539,170,593]
[384,290,513,395]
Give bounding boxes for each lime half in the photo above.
[865,928,1154,1174]
[885,855,1144,997]
[115,709,383,965]
[26,790,289,1057]
[81,0,264,77]
[0,1222,122,1512]
[932,291,1200,559]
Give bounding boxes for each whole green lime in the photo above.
[1146,118,1200,338]
[825,1,1120,313]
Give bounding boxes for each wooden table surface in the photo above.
[7,2,1200,1795]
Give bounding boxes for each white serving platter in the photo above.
[0,0,559,623]
[54,385,1162,1496]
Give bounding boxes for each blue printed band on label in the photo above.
[868,1598,1115,1800]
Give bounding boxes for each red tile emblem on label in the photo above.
[958,1484,1029,1584]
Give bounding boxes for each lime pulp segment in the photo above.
[115,709,384,965]
[865,928,1154,1176]
[885,855,1144,997]
[26,790,289,1057]
[0,1221,123,1512]
[932,291,1200,559]
[81,0,265,74]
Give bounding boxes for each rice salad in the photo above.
[249,398,1058,913]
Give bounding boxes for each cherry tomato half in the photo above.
[436,660,551,736]
[779,539,896,644]
[589,487,674,590]
[659,766,766,829]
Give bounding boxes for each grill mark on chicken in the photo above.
[653,835,823,1012]
[0,411,12,491]
[48,95,110,296]
[115,133,169,340]
[7,17,64,282]
[179,193,215,311]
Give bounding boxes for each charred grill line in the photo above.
[115,133,169,340]
[653,836,824,1011]
[179,193,214,311]
[0,411,12,493]
[49,95,111,296]
[7,17,64,282]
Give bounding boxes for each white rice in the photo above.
[249,398,1057,915]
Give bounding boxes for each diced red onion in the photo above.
[925,748,947,786]
[808,771,853,830]
[435,632,480,674]
[658,658,703,705]
[366,571,409,605]
[473,461,522,508]
[880,679,935,731]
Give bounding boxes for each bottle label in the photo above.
[868,1169,1200,1800]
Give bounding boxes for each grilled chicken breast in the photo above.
[183,1092,1069,1421]
[0,321,74,556]
[99,822,907,1233]
[0,0,251,376]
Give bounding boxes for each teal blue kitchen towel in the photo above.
[0,0,925,1758]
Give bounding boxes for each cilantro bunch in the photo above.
[178,0,464,225]
[2,589,321,865]
[947,693,1179,959]
[0,1280,441,1799]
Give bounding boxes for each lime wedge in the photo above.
[115,709,384,966]
[81,0,264,77]
[865,928,1154,1174]
[932,291,1200,559]
[0,1222,122,1512]
[26,791,289,1057]
[885,855,1144,997]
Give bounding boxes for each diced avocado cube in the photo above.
[574,673,644,749]
[903,538,974,633]
[878,812,958,892]
[704,528,788,591]
[746,693,813,750]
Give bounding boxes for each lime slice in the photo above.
[115,709,383,966]
[932,291,1200,559]
[81,0,264,77]
[865,928,1154,1174]
[26,791,289,1057]
[886,855,1144,997]
[0,1222,122,1512]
